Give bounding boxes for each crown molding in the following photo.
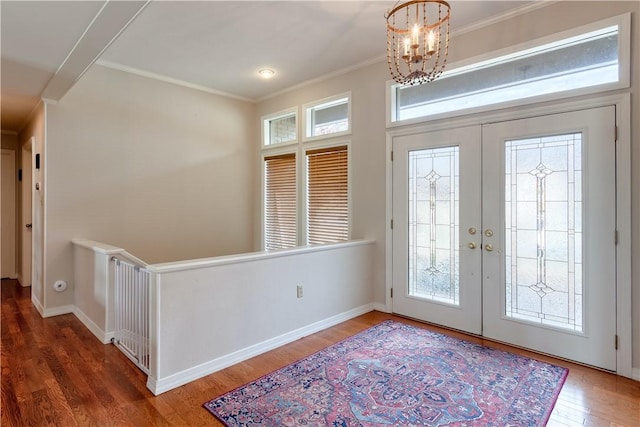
[96,60,255,103]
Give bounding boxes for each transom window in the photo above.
[304,93,351,140]
[390,13,630,124]
[263,108,297,147]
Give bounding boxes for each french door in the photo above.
[392,126,483,334]
[392,107,617,370]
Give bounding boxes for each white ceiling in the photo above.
[1,0,536,133]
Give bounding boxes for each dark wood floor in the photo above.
[2,279,639,426]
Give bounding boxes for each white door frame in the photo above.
[30,135,45,315]
[21,138,33,287]
[385,93,632,378]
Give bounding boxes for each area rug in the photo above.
[203,320,568,426]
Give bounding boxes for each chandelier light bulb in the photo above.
[412,23,420,46]
[404,37,411,56]
[427,30,437,53]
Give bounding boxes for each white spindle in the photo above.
[113,259,150,374]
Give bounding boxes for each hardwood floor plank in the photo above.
[0,364,23,426]
[30,388,68,427]
[120,399,171,427]
[156,389,219,426]
[42,377,80,427]
[3,354,30,406]
[2,278,639,426]
[551,405,588,425]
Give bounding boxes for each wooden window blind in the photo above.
[306,145,349,244]
[264,153,297,250]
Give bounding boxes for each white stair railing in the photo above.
[112,257,150,374]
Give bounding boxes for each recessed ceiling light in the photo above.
[258,68,275,79]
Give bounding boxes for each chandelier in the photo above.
[385,0,451,86]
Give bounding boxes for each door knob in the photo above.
[25,224,32,229]
[468,242,477,250]
[485,243,494,252]
[468,227,477,235]
[484,229,494,237]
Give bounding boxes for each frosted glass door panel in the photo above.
[504,134,583,331]
[408,147,459,305]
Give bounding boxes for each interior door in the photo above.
[482,107,617,371]
[1,149,16,279]
[392,126,482,334]
[392,107,617,371]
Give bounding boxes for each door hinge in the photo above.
[615,334,619,350]
[390,288,393,298]
[615,230,619,245]
[614,126,618,142]
[391,151,394,161]
[390,219,393,229]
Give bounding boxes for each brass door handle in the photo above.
[468,242,477,250]
[485,243,494,252]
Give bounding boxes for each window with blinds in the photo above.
[264,153,297,250]
[306,145,349,244]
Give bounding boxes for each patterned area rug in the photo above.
[203,320,568,426]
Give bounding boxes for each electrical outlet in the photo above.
[297,284,303,298]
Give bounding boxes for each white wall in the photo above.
[256,1,640,372]
[1,132,19,278]
[1,133,18,150]
[72,241,115,342]
[44,65,257,310]
[147,240,375,394]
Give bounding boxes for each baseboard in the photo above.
[31,295,44,316]
[42,304,74,318]
[73,307,113,344]
[632,368,640,381]
[373,302,390,313]
[147,303,375,395]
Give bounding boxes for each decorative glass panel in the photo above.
[504,133,582,331]
[408,147,459,305]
